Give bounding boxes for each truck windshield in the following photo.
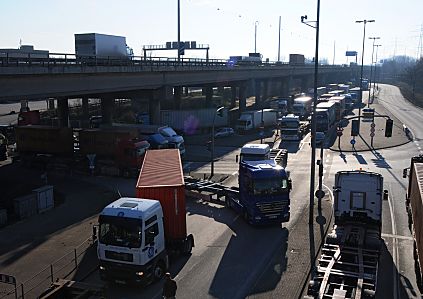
[160,127,177,137]
[99,215,142,248]
[252,178,289,195]
[280,121,299,128]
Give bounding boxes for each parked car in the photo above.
[215,127,234,138]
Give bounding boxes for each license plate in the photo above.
[115,280,126,285]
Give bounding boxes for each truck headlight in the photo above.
[100,266,106,271]
[255,216,262,220]
[135,271,144,276]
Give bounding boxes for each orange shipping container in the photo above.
[135,149,186,240]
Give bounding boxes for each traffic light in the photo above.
[385,119,393,137]
[351,120,359,136]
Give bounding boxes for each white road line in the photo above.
[231,171,238,176]
[387,187,399,299]
[418,147,422,151]
[381,233,413,241]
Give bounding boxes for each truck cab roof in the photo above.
[240,144,270,155]
[241,160,287,176]
[100,197,162,220]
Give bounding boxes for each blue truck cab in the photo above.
[232,159,291,225]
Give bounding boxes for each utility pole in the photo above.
[278,16,281,62]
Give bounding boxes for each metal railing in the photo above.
[0,236,96,299]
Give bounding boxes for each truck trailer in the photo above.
[306,170,385,298]
[97,149,194,285]
[292,96,313,119]
[75,33,130,59]
[236,109,278,132]
[404,155,423,287]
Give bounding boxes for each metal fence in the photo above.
[0,236,95,299]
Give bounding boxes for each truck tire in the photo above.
[184,237,193,255]
[153,261,166,281]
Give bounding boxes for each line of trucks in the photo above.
[12,124,185,177]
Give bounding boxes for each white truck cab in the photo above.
[239,144,270,162]
[98,197,169,285]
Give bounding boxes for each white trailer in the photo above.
[236,109,277,132]
[75,33,128,58]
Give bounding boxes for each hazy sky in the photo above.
[1,0,422,64]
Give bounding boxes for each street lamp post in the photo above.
[301,0,321,226]
[368,37,380,107]
[254,21,259,53]
[177,0,181,63]
[211,106,224,178]
[356,20,375,121]
[372,45,382,102]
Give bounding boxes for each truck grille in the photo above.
[105,250,133,262]
[256,201,286,214]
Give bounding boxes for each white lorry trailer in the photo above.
[236,109,277,132]
[306,170,386,298]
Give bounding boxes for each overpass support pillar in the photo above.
[82,97,89,128]
[239,83,247,113]
[230,86,237,108]
[254,80,261,106]
[174,86,182,110]
[149,88,162,125]
[57,98,69,128]
[205,85,213,108]
[101,97,114,125]
[47,98,55,110]
[301,75,312,92]
[262,79,269,104]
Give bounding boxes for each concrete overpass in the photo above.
[0,56,355,126]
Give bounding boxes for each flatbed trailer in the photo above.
[306,170,384,299]
[307,223,379,298]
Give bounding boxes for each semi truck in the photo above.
[97,149,194,285]
[75,33,132,59]
[306,170,385,298]
[279,114,302,141]
[269,98,289,116]
[315,101,337,133]
[14,126,149,177]
[404,155,423,287]
[292,96,313,120]
[186,143,291,225]
[236,109,278,132]
[329,96,346,121]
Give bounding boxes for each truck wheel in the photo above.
[153,261,166,281]
[184,237,193,255]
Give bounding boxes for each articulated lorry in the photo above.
[14,126,149,177]
[186,143,291,225]
[306,170,385,298]
[98,149,194,285]
[279,114,305,141]
[236,109,278,132]
[404,155,423,287]
[292,96,313,120]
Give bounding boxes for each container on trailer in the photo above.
[33,185,54,213]
[14,194,38,219]
[136,149,186,240]
[15,126,74,155]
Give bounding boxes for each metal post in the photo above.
[50,264,54,283]
[318,146,324,210]
[261,108,264,144]
[368,37,380,107]
[356,20,375,124]
[372,45,381,101]
[278,16,281,62]
[177,0,181,63]
[211,107,224,178]
[74,248,78,269]
[21,283,24,299]
[254,21,258,53]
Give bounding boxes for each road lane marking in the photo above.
[387,186,399,299]
[381,233,413,241]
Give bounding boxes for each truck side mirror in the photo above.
[403,168,408,178]
[92,225,98,242]
[235,155,238,163]
[288,179,292,190]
